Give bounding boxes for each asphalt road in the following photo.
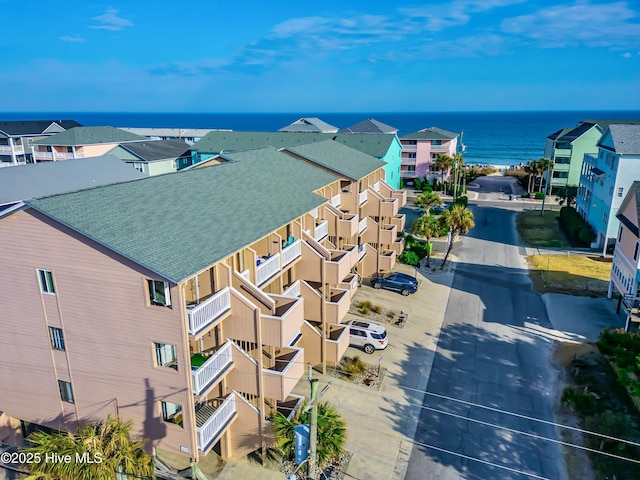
[405,176,567,480]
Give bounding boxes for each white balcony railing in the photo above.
[283,280,301,298]
[358,218,367,233]
[33,151,84,161]
[187,287,231,336]
[359,190,368,205]
[0,145,25,154]
[358,245,366,260]
[257,253,281,286]
[402,144,417,151]
[192,342,233,396]
[281,239,302,267]
[197,394,236,451]
[373,182,380,192]
[314,220,328,241]
[331,194,341,207]
[583,153,598,166]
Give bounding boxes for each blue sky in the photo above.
[2,0,639,112]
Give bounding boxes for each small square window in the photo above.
[617,187,624,198]
[49,327,65,351]
[58,380,74,403]
[148,280,171,307]
[155,343,178,370]
[38,269,55,294]
[161,401,183,427]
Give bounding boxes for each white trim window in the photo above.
[148,280,171,307]
[58,380,74,403]
[49,327,65,351]
[161,401,183,427]
[155,343,178,370]
[38,269,56,294]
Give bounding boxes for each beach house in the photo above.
[577,124,640,253]
[118,127,223,146]
[339,118,398,135]
[31,126,145,162]
[608,182,640,331]
[106,139,193,175]
[0,120,81,167]
[399,127,459,182]
[0,145,405,467]
[278,117,339,133]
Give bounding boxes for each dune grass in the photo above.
[517,210,569,248]
[528,254,612,296]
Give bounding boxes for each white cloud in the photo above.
[90,8,133,31]
[501,1,640,48]
[59,35,86,43]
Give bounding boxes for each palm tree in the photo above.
[23,415,153,480]
[411,214,440,268]
[537,157,553,193]
[414,191,442,215]
[433,154,454,187]
[525,159,541,193]
[272,401,347,470]
[439,204,475,269]
[452,153,464,199]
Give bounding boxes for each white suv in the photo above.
[347,320,388,354]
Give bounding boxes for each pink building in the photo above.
[609,181,640,330]
[399,127,459,181]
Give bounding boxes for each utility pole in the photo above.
[308,364,319,480]
[540,166,550,217]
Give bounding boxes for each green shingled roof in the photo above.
[401,127,458,141]
[192,131,396,159]
[27,147,339,283]
[281,140,386,180]
[32,126,146,146]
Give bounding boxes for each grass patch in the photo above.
[516,210,569,247]
[528,254,611,296]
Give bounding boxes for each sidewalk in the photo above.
[216,262,455,480]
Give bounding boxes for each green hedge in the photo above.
[559,206,594,245]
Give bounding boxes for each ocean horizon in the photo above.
[3,110,639,167]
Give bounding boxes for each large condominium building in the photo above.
[399,127,459,181]
[608,182,640,331]
[0,120,82,167]
[0,141,406,468]
[577,124,640,253]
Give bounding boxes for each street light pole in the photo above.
[308,364,319,479]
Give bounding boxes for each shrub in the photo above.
[453,196,468,207]
[584,410,635,452]
[357,300,374,315]
[343,356,366,377]
[422,184,433,193]
[399,251,420,266]
[535,192,545,200]
[372,305,382,314]
[561,387,597,416]
[414,178,423,190]
[578,227,595,243]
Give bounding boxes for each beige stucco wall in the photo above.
[0,209,195,455]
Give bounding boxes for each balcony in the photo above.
[430,143,451,152]
[33,151,84,161]
[401,157,417,165]
[283,280,301,298]
[260,295,305,348]
[195,394,237,452]
[390,214,406,232]
[191,341,233,396]
[325,324,349,367]
[379,224,398,245]
[337,213,358,238]
[314,219,329,241]
[401,143,417,152]
[363,190,399,218]
[359,190,368,205]
[358,244,367,261]
[257,253,281,286]
[580,173,594,191]
[583,153,598,167]
[0,145,25,155]
[554,148,572,158]
[187,287,231,336]
[325,289,350,324]
[331,194,341,208]
[326,245,357,284]
[339,273,359,298]
[378,249,396,272]
[358,217,367,234]
[391,236,405,256]
[277,394,305,421]
[281,239,302,268]
[263,348,305,400]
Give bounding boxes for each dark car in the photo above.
[370,272,418,296]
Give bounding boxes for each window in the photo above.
[58,380,74,403]
[148,280,171,306]
[405,165,415,172]
[38,269,55,294]
[49,327,65,351]
[132,162,144,173]
[554,157,570,164]
[618,226,623,242]
[155,343,178,370]
[66,147,73,153]
[432,140,442,146]
[618,187,624,198]
[161,401,183,427]
[634,242,639,262]
[552,171,568,179]
[406,153,416,159]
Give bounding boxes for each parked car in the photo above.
[370,272,418,296]
[347,320,388,354]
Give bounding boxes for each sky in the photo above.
[2,0,639,112]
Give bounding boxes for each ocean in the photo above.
[3,111,639,167]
